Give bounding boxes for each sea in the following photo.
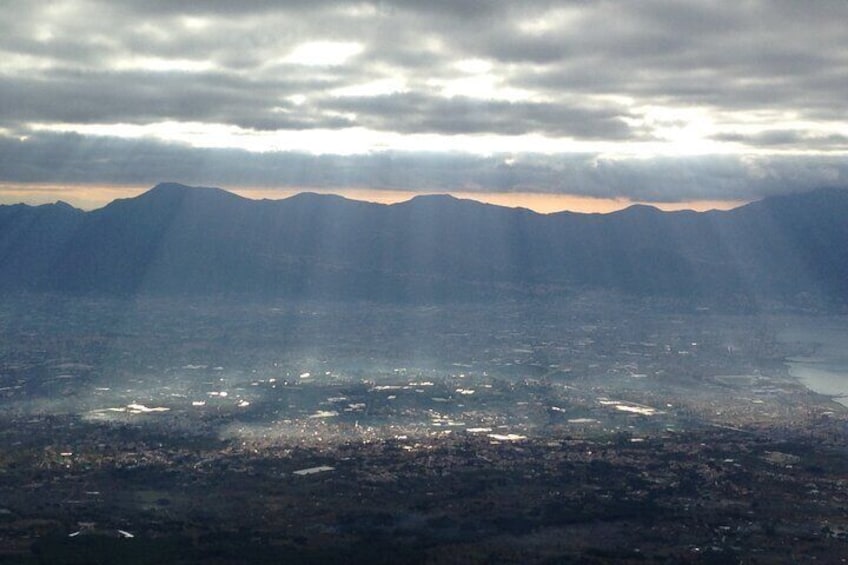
[778,316,848,408]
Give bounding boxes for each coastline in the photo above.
[786,357,848,409]
[778,316,848,410]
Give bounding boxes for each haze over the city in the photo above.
[1,1,846,210]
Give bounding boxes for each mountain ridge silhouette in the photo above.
[0,182,845,305]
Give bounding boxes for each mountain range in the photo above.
[1,182,846,305]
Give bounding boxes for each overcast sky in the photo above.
[1,0,846,208]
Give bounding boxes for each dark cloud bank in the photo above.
[2,132,847,203]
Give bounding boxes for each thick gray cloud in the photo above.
[714,130,848,149]
[0,0,846,201]
[324,93,637,138]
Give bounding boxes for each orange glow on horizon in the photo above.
[232,188,747,214]
[0,183,148,209]
[0,183,748,214]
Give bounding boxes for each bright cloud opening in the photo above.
[283,41,363,67]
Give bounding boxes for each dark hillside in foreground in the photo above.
[0,183,846,305]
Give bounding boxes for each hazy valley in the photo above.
[2,185,848,562]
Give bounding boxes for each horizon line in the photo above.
[0,182,749,214]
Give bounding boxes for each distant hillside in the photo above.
[1,182,846,305]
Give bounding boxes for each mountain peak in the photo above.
[409,193,458,201]
[399,193,485,210]
[616,203,662,215]
[151,181,192,192]
[282,191,351,204]
[52,200,78,210]
[405,194,462,205]
[138,182,244,204]
[147,182,221,197]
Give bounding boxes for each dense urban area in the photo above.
[1,293,847,563]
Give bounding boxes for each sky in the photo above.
[0,0,846,211]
